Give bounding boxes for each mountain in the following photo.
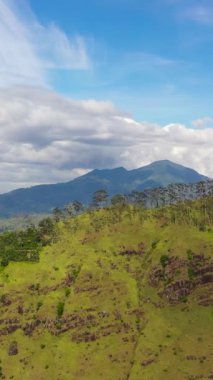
[0,160,209,217]
[0,197,212,379]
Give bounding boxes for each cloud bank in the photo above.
[0,86,212,193]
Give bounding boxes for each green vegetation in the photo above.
[57,301,65,318]
[0,218,56,266]
[0,196,212,379]
[160,254,169,268]
[0,227,40,265]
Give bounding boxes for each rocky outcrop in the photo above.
[160,280,195,303]
[119,242,146,256]
[149,254,213,304]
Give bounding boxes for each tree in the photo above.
[92,189,108,208]
[129,191,145,208]
[64,203,74,217]
[38,217,55,236]
[52,207,64,222]
[64,201,83,217]
[73,200,83,215]
[110,194,127,222]
[38,217,55,244]
[111,194,126,207]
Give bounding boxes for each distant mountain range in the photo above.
[0,160,210,217]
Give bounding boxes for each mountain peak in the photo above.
[146,159,183,167]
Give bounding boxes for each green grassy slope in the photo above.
[0,201,212,379]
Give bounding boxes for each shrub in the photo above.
[57,301,65,318]
[36,301,43,311]
[160,255,169,268]
[199,224,206,232]
[180,295,188,303]
[151,240,158,249]
[72,267,81,279]
[8,341,18,356]
[65,288,71,297]
[188,267,196,280]
[1,258,9,267]
[0,365,3,379]
[187,249,194,261]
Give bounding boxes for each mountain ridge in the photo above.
[0,160,210,217]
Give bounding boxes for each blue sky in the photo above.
[0,0,212,192]
[27,0,213,125]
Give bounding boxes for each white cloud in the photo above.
[192,117,213,129]
[0,0,44,86]
[0,86,212,193]
[35,24,90,70]
[0,0,90,87]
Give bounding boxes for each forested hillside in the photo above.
[0,196,212,379]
